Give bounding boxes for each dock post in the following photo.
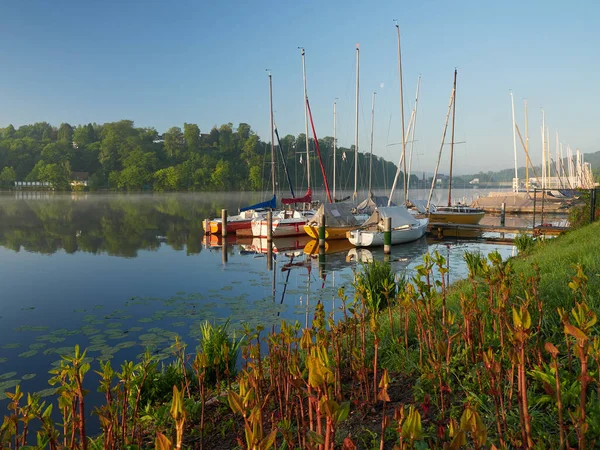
[221,209,228,238]
[267,241,273,271]
[383,217,392,254]
[540,189,545,228]
[221,237,228,264]
[204,218,210,235]
[500,202,506,226]
[532,188,537,229]
[266,211,273,242]
[591,188,597,224]
[318,214,326,248]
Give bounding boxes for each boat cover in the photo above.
[306,203,360,227]
[282,188,312,205]
[240,194,276,212]
[356,193,395,214]
[362,206,418,228]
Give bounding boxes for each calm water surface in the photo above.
[0,191,516,406]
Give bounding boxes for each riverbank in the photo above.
[1,221,599,448]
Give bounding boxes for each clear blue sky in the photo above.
[0,0,598,174]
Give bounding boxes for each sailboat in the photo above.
[252,49,326,237]
[207,73,280,235]
[304,45,370,239]
[347,24,428,248]
[426,70,484,225]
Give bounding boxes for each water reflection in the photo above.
[0,192,518,410]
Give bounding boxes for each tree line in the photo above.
[0,120,415,192]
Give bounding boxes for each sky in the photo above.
[0,0,598,175]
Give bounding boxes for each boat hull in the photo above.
[427,211,484,225]
[208,219,253,234]
[303,225,357,240]
[347,221,428,247]
[252,218,308,238]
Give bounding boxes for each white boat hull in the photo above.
[251,209,314,238]
[348,219,428,247]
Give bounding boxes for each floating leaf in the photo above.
[138,318,153,323]
[0,372,17,381]
[116,341,137,349]
[36,388,56,398]
[22,374,36,380]
[29,343,46,350]
[1,343,21,349]
[18,350,38,358]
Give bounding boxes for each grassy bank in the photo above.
[2,222,600,449]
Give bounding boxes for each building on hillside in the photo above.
[71,172,89,188]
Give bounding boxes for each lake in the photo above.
[0,190,516,407]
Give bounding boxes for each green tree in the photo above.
[184,123,200,156]
[210,160,232,190]
[0,166,17,187]
[2,124,16,139]
[57,123,74,143]
[39,162,71,189]
[153,167,179,191]
[164,127,185,160]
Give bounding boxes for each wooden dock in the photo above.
[427,222,569,239]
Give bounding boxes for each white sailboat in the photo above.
[252,49,315,237]
[347,24,428,248]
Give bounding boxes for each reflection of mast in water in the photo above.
[306,264,311,329]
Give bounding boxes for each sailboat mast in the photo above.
[541,109,545,189]
[426,86,455,211]
[300,48,311,191]
[525,100,529,192]
[353,44,360,201]
[546,126,551,186]
[333,99,337,200]
[269,72,276,196]
[407,76,421,194]
[396,23,408,204]
[368,91,376,194]
[447,69,457,207]
[510,91,518,192]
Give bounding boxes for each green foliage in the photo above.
[0,166,16,187]
[514,232,536,253]
[198,320,243,383]
[569,189,599,229]
[1,119,405,191]
[355,260,398,312]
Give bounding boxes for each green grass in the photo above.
[445,221,600,337]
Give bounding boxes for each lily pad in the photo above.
[0,372,17,381]
[116,341,137,349]
[22,374,36,380]
[36,388,56,398]
[18,350,38,358]
[137,318,153,323]
[1,343,21,349]
[29,343,46,350]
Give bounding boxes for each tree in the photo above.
[164,127,185,161]
[184,123,200,156]
[73,124,96,147]
[153,167,179,191]
[39,162,71,189]
[2,125,16,139]
[0,166,17,187]
[57,123,74,144]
